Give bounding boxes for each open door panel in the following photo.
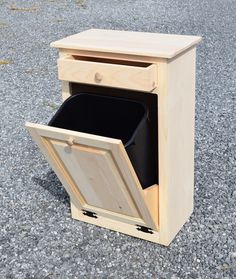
[26,123,158,230]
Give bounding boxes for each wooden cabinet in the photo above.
[26,29,201,245]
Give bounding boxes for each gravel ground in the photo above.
[0,0,235,278]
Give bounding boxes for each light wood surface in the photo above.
[58,52,72,101]
[71,201,161,245]
[156,48,196,245]
[60,48,166,64]
[52,140,140,217]
[25,124,85,210]
[57,55,157,91]
[25,123,158,230]
[51,29,201,59]
[143,184,159,229]
[61,81,70,101]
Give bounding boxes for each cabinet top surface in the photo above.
[51,29,201,59]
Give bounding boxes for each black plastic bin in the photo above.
[49,93,156,189]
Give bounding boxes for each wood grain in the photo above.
[25,123,158,230]
[51,29,201,59]
[57,55,157,91]
[155,48,196,245]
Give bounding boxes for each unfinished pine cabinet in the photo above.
[26,29,201,245]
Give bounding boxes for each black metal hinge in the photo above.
[82,210,98,219]
[136,225,154,234]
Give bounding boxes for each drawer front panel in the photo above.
[57,57,157,91]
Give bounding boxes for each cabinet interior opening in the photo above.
[70,55,152,68]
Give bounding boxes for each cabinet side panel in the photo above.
[158,48,196,245]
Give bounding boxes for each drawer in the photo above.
[57,56,157,91]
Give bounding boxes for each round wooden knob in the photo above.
[94,72,103,83]
[66,138,74,146]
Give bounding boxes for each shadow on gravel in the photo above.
[32,171,70,205]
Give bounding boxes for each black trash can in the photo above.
[49,93,156,189]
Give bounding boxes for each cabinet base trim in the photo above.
[70,201,165,245]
